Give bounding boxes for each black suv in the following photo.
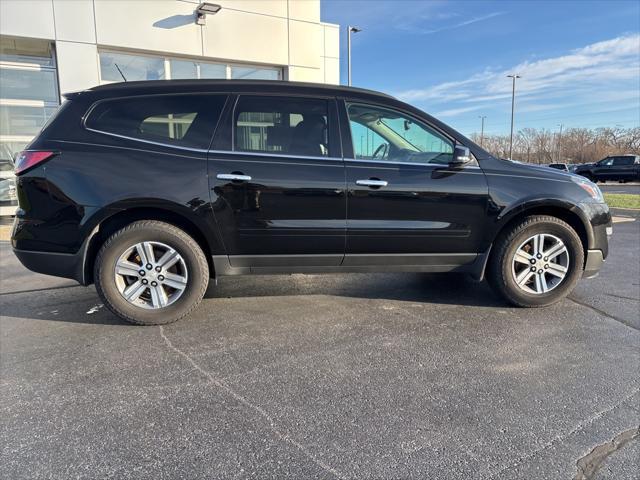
[12,80,612,325]
[574,155,640,182]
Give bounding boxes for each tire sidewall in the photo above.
[500,220,583,307]
[95,223,207,325]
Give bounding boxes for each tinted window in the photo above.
[86,95,226,149]
[347,103,453,164]
[614,157,634,166]
[234,96,329,157]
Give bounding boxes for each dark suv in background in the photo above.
[574,154,640,182]
[12,80,612,325]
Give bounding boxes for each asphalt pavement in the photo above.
[1,212,638,479]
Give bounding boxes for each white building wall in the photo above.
[0,0,340,94]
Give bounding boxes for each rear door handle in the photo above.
[217,173,252,182]
[356,179,388,187]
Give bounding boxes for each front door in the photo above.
[208,95,346,268]
[340,101,488,268]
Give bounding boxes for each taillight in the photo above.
[14,151,56,175]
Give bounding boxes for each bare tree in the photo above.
[472,126,640,164]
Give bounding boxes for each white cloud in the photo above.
[396,34,640,120]
[398,11,505,34]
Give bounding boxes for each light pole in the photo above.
[557,123,563,162]
[347,26,361,86]
[507,74,520,160]
[478,116,486,147]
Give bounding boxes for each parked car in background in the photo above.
[574,155,640,182]
[11,80,612,325]
[548,163,569,172]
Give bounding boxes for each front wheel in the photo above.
[487,215,584,307]
[94,220,209,325]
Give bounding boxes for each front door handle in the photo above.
[356,179,388,188]
[217,173,252,182]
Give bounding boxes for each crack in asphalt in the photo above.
[602,292,640,302]
[567,296,639,331]
[485,386,640,479]
[574,427,639,480]
[159,326,345,480]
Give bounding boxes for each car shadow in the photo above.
[0,286,129,326]
[1,273,504,326]
[206,272,505,308]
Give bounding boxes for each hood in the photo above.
[501,159,576,180]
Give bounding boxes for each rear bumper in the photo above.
[12,247,85,284]
[583,249,604,279]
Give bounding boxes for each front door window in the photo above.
[347,103,453,165]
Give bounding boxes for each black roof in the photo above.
[65,79,492,160]
[73,79,395,101]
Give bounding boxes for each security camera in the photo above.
[196,2,221,25]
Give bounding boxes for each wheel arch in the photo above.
[491,199,592,264]
[82,203,220,284]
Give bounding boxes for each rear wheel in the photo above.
[487,215,584,307]
[95,221,209,325]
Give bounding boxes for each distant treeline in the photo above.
[470,127,640,164]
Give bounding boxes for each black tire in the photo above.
[94,221,209,325]
[486,215,584,307]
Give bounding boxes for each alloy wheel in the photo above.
[114,241,188,309]
[511,233,569,295]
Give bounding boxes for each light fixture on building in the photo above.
[195,3,221,25]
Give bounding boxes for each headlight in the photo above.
[571,176,604,202]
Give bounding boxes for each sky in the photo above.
[321,0,640,136]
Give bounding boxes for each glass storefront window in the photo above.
[0,37,55,67]
[0,68,59,103]
[169,59,198,79]
[0,105,58,136]
[100,51,282,83]
[231,66,280,80]
[199,63,227,79]
[100,52,165,82]
[0,37,58,215]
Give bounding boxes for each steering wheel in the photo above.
[372,143,389,160]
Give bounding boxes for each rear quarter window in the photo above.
[85,94,226,149]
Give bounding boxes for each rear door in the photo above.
[339,100,488,268]
[207,94,346,268]
[612,156,635,180]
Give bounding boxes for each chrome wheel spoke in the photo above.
[162,272,187,290]
[142,242,155,264]
[535,273,549,293]
[516,269,534,286]
[533,234,544,255]
[123,281,147,302]
[150,285,169,308]
[547,263,568,278]
[544,242,567,261]
[115,259,141,277]
[514,249,533,265]
[135,243,149,265]
[157,249,180,269]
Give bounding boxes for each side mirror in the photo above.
[450,144,471,167]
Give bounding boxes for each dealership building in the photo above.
[0,0,340,215]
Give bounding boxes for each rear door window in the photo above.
[234,96,332,157]
[86,94,226,149]
[614,157,634,166]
